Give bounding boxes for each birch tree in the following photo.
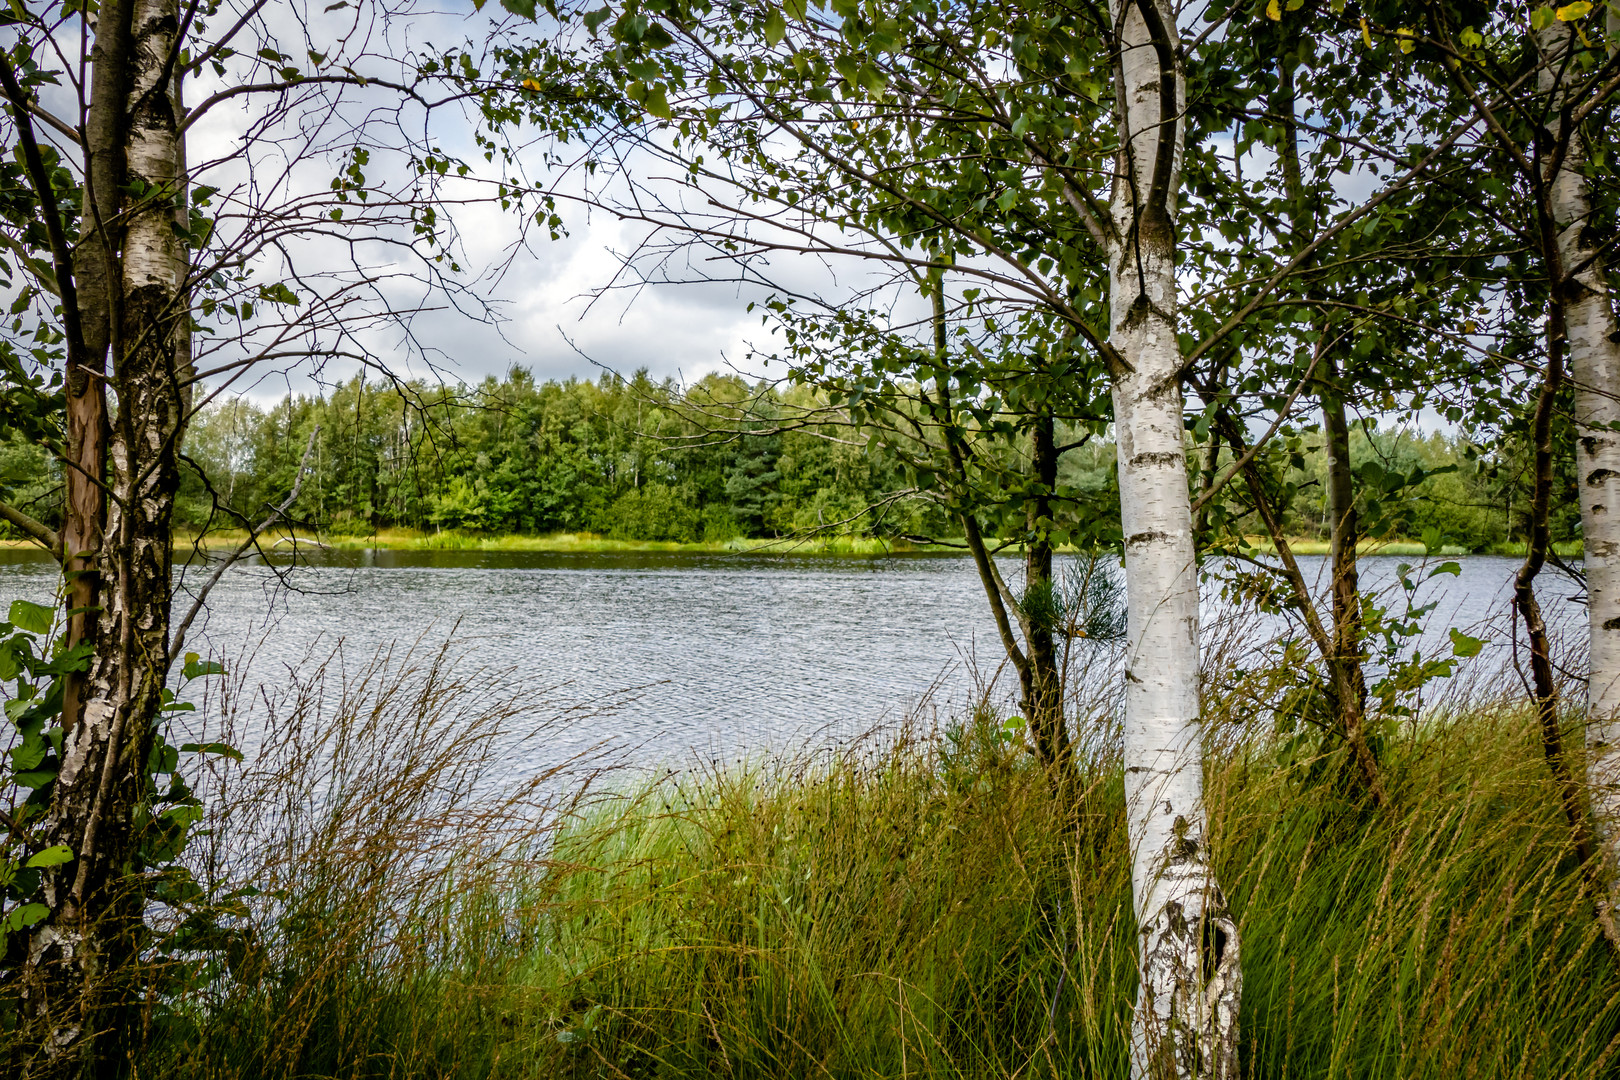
[1105,1,1238,1070]
[1535,9,1620,924]
[1411,0,1620,939]
[0,2,610,1072]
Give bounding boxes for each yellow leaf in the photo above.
[520,78,543,92]
[1556,1,1592,19]
[1361,15,1373,47]
[1397,26,1416,53]
[1265,0,1281,20]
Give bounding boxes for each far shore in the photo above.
[2,530,1585,559]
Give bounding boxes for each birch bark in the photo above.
[17,0,186,1071]
[1106,0,1239,1075]
[1539,21,1620,926]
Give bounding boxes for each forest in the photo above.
[2,0,1620,1078]
[3,369,1567,550]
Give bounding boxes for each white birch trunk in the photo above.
[20,0,185,1069]
[1107,0,1239,1075]
[1541,23,1620,922]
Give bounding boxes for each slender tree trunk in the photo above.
[1539,21,1620,932]
[19,0,185,1072]
[1216,412,1387,807]
[1320,366,1365,716]
[1024,410,1073,782]
[1514,308,1618,948]
[1107,0,1239,1073]
[1319,364,1380,799]
[58,0,131,736]
[1276,59,1376,792]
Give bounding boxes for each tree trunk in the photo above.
[1320,367,1365,725]
[58,0,130,736]
[1107,0,1239,1073]
[1514,305,1617,948]
[1276,59,1375,791]
[18,0,185,1072]
[1540,20,1620,933]
[1023,410,1073,783]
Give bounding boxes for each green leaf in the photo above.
[1449,627,1486,659]
[6,903,48,931]
[1531,5,1555,29]
[500,0,537,17]
[25,845,73,869]
[643,83,672,119]
[7,601,51,635]
[257,282,301,306]
[182,653,226,680]
[763,8,786,46]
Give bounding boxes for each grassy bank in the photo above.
[1,528,1565,558]
[164,528,957,555]
[135,691,1618,1080]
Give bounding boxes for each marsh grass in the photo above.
[124,634,1620,1080]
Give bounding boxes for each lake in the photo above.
[0,548,1586,772]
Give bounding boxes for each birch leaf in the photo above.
[25,846,73,869]
[7,601,51,634]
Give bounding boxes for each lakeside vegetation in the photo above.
[0,368,1577,555]
[126,644,1617,1080]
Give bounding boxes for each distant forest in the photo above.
[0,368,1577,551]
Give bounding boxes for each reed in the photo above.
[84,648,1620,1080]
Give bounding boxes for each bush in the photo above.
[602,482,702,542]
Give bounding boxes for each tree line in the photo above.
[1,0,1619,1076]
[3,368,1572,551]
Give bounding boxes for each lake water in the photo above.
[0,548,1586,772]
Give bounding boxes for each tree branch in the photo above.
[0,500,61,556]
[168,425,319,664]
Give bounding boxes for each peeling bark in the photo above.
[16,0,185,1072]
[1107,0,1239,1073]
[1538,21,1620,931]
[59,0,130,736]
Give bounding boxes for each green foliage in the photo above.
[129,704,1620,1080]
[175,369,939,545]
[0,602,235,985]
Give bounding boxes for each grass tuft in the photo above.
[123,663,1620,1080]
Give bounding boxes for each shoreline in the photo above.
[0,529,1585,558]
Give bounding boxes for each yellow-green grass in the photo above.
[142,699,1620,1080]
[1,532,1584,558]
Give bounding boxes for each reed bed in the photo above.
[125,637,1620,1080]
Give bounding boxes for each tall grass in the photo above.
[124,638,1620,1080]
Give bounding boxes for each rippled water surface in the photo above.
[0,548,1585,771]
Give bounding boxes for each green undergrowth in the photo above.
[144,709,1620,1080]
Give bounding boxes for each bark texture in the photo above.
[17,0,185,1072]
[60,0,130,735]
[1539,22,1620,927]
[1107,0,1239,1074]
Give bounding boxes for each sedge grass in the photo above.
[121,658,1620,1080]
